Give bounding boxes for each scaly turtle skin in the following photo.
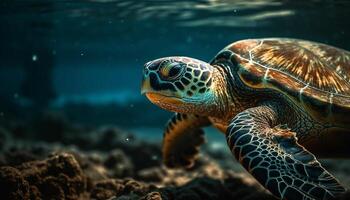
[141,38,349,200]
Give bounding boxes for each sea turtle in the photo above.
[140,38,349,200]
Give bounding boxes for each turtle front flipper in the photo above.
[163,113,210,168]
[226,106,346,200]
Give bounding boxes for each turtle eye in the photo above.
[160,62,184,80]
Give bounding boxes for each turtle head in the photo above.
[141,56,218,115]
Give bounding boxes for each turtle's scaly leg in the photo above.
[226,105,346,200]
[163,113,210,168]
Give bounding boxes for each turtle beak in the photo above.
[140,77,151,95]
[141,67,152,95]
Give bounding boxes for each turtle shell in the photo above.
[212,38,350,127]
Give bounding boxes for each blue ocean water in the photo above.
[0,0,350,142]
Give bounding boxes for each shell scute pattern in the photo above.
[227,38,350,96]
[212,38,350,124]
[255,40,350,94]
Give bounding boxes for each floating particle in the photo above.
[32,54,38,61]
[151,155,158,160]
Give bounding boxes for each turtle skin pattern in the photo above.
[226,105,346,200]
[162,113,209,168]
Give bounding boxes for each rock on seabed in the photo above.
[0,150,277,200]
[0,118,348,200]
[0,153,87,200]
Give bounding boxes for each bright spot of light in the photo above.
[32,54,38,61]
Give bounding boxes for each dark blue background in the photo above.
[0,0,349,129]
